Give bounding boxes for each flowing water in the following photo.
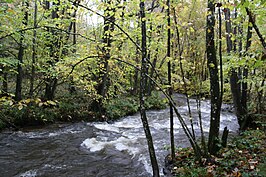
[0,94,239,177]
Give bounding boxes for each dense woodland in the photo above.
[0,0,265,176]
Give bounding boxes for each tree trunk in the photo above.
[68,11,77,94]
[230,70,244,126]
[239,16,253,129]
[229,8,246,129]
[206,0,221,155]
[166,0,175,163]
[218,4,223,106]
[44,78,57,100]
[224,8,232,53]
[15,36,24,101]
[29,0,38,98]
[15,0,29,101]
[139,1,159,176]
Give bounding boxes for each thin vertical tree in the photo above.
[240,14,253,129]
[166,0,175,163]
[15,0,29,101]
[230,6,244,130]
[139,1,160,176]
[29,0,38,98]
[218,3,223,106]
[206,0,221,155]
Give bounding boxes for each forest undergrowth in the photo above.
[168,129,266,177]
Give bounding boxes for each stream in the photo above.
[0,94,239,177]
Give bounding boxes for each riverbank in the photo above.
[167,128,266,177]
[0,91,167,131]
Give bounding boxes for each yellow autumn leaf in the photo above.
[38,102,43,107]
[25,99,31,104]
[18,104,23,110]
[35,98,41,104]
[8,100,13,106]
[47,100,57,106]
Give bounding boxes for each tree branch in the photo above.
[245,8,266,50]
[0,25,96,42]
[67,55,100,78]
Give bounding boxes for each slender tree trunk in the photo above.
[218,4,223,105]
[73,20,77,53]
[196,96,208,155]
[239,16,253,129]
[224,7,232,53]
[29,0,38,98]
[229,7,246,129]
[166,0,175,163]
[232,8,238,52]
[230,70,244,126]
[146,22,152,95]
[241,22,252,115]
[69,13,77,94]
[139,1,159,176]
[206,0,221,155]
[15,0,29,101]
[15,37,24,101]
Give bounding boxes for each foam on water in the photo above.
[138,154,153,175]
[18,169,38,177]
[16,127,85,139]
[94,123,120,133]
[81,136,140,155]
[81,138,106,152]
[43,164,67,170]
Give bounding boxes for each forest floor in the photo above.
[169,128,266,177]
